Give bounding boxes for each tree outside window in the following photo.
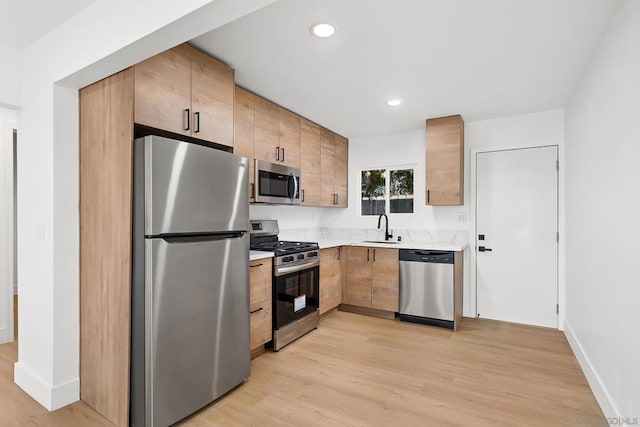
[361,169,386,215]
[361,167,414,215]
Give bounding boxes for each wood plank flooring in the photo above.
[0,310,604,426]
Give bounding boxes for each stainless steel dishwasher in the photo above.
[399,249,455,329]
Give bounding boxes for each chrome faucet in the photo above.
[377,213,393,241]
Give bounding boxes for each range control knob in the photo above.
[308,251,318,257]
[283,256,294,263]
[298,254,305,260]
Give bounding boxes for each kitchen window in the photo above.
[361,167,414,215]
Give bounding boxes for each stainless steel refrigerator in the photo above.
[130,135,250,427]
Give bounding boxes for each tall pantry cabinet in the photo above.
[80,43,234,427]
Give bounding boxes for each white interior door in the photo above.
[476,146,558,328]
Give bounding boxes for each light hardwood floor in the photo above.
[0,310,603,426]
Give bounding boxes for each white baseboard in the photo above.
[0,326,6,344]
[563,319,619,420]
[14,362,79,411]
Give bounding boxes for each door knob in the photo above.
[478,246,493,252]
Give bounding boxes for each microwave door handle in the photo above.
[288,172,298,201]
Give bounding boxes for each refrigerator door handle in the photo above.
[159,231,247,244]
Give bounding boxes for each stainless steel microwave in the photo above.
[254,159,301,205]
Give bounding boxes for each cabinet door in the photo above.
[426,115,464,205]
[254,97,279,163]
[346,246,372,307]
[249,260,272,350]
[371,248,399,312]
[278,106,300,169]
[234,87,255,201]
[300,119,321,206]
[191,47,234,147]
[320,128,336,206]
[134,44,192,136]
[334,134,349,207]
[320,247,342,314]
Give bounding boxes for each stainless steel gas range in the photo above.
[250,220,319,351]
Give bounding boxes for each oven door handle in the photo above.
[274,258,320,276]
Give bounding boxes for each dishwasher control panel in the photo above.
[399,249,454,264]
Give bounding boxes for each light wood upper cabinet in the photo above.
[234,87,256,201]
[320,130,349,207]
[346,246,399,312]
[134,43,234,147]
[278,107,300,169]
[334,134,349,207]
[191,47,234,147]
[253,97,301,168]
[300,119,321,206]
[249,259,272,352]
[319,247,342,314]
[425,115,464,205]
[254,96,280,163]
[320,128,336,206]
[134,44,192,137]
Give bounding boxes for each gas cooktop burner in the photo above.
[250,240,319,256]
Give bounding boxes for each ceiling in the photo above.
[192,0,619,138]
[0,0,96,49]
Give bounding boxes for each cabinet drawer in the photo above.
[250,260,272,305]
[249,298,272,349]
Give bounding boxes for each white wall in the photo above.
[321,128,468,232]
[466,110,566,327]
[318,110,565,319]
[0,107,17,344]
[564,0,640,419]
[12,0,278,411]
[0,43,21,108]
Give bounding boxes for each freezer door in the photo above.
[140,135,249,235]
[145,233,250,427]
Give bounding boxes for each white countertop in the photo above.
[249,241,465,261]
[316,239,466,252]
[250,250,274,261]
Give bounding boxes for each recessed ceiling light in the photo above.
[310,22,336,38]
[386,99,403,107]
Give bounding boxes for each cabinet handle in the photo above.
[373,249,376,262]
[367,249,370,261]
[281,148,285,162]
[184,109,190,131]
[250,263,264,268]
[427,190,430,203]
[337,247,341,260]
[335,194,339,205]
[250,307,263,314]
[301,189,305,203]
[276,146,280,161]
[194,111,200,133]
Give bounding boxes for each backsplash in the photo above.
[278,227,468,246]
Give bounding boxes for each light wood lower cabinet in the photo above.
[346,246,399,312]
[319,247,343,314]
[249,259,272,352]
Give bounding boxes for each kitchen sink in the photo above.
[362,240,401,244]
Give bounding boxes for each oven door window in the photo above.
[274,266,319,329]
